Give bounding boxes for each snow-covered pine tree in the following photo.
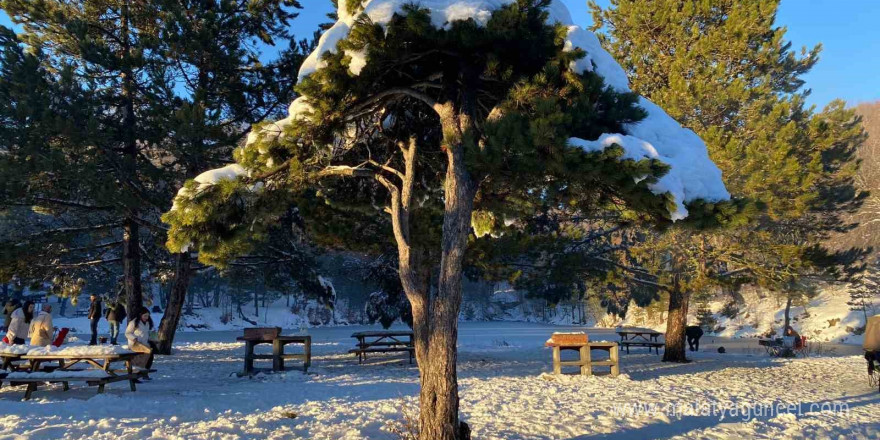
[163,2,735,438]
[590,0,866,362]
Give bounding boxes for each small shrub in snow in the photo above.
[385,397,419,440]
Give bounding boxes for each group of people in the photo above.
[2,300,54,346]
[87,294,157,369]
[86,294,127,345]
[1,294,157,370]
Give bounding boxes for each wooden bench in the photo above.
[545,341,620,376]
[620,340,664,354]
[350,331,414,364]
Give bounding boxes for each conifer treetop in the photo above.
[179,0,728,223]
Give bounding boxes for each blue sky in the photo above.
[3,0,878,108]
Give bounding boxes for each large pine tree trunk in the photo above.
[156,252,191,355]
[418,139,474,440]
[120,4,143,322]
[663,281,690,363]
[123,218,143,321]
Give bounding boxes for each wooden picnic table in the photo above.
[8,351,147,400]
[349,330,414,364]
[545,340,620,376]
[616,328,664,354]
[236,335,311,375]
[0,353,25,371]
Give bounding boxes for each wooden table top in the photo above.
[20,351,138,360]
[351,331,414,338]
[545,341,618,348]
[236,335,311,342]
[616,328,663,335]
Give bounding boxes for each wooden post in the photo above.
[552,346,561,374]
[304,338,311,372]
[272,339,283,372]
[610,344,620,377]
[580,345,592,376]
[243,341,255,375]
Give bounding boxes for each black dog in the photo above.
[686,326,704,352]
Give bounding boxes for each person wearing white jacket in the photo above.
[29,304,54,346]
[125,307,154,371]
[4,301,34,345]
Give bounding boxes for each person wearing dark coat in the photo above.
[87,294,102,345]
[105,301,126,345]
[686,325,704,352]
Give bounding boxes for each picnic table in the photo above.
[5,351,148,400]
[0,352,26,371]
[349,330,414,364]
[759,337,807,357]
[545,339,620,376]
[237,333,311,375]
[616,327,665,354]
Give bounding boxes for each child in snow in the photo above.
[29,303,54,346]
[126,307,154,372]
[4,300,34,345]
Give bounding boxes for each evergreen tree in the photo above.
[1,1,314,352]
[849,261,879,323]
[589,0,866,360]
[1,0,174,319]
[163,2,734,438]
[149,0,308,354]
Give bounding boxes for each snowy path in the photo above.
[0,322,877,439]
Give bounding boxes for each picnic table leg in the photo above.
[24,382,36,400]
[304,340,311,373]
[552,346,561,375]
[127,359,136,392]
[580,345,592,376]
[610,345,620,377]
[243,341,255,375]
[272,339,283,372]
[62,381,70,391]
[97,383,105,394]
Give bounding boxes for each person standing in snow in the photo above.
[29,303,54,346]
[2,300,17,331]
[126,307,154,371]
[5,300,34,344]
[105,300,126,345]
[686,325,704,352]
[87,294,102,345]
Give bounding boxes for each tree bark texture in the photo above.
[156,252,191,355]
[663,281,691,363]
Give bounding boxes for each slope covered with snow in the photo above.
[0,323,874,439]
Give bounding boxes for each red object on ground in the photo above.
[52,327,69,347]
[1,336,8,344]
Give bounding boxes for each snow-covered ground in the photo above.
[0,322,877,439]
